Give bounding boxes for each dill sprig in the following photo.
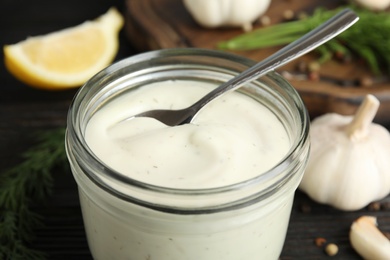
[218,5,390,75]
[0,128,67,260]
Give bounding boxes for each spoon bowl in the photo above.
[134,9,359,126]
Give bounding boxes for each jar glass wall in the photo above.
[65,48,310,260]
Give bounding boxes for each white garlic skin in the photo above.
[299,113,390,211]
[350,0,390,11]
[183,0,271,29]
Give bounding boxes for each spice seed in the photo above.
[259,15,271,26]
[368,201,381,211]
[308,61,321,72]
[314,237,327,247]
[325,243,339,256]
[283,9,295,20]
[308,71,320,81]
[359,76,374,87]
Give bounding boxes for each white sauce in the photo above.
[85,80,290,189]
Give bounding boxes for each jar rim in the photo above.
[66,48,310,213]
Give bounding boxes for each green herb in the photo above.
[218,5,390,75]
[0,128,67,260]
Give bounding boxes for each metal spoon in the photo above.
[134,9,359,126]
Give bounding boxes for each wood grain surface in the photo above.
[125,0,390,124]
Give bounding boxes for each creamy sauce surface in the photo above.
[85,80,290,189]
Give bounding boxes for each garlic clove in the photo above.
[350,216,390,259]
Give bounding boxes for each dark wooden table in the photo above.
[1,0,389,259]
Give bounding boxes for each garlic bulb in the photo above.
[183,0,271,31]
[349,0,390,11]
[299,95,390,211]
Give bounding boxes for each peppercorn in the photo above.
[325,243,339,256]
[314,237,327,247]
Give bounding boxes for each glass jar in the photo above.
[65,48,310,260]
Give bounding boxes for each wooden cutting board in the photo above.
[124,0,390,124]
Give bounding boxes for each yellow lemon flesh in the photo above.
[3,8,124,90]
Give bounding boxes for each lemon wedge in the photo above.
[3,8,124,90]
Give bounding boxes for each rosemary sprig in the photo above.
[0,128,67,260]
[218,5,390,75]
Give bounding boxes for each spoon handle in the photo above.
[190,8,359,114]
